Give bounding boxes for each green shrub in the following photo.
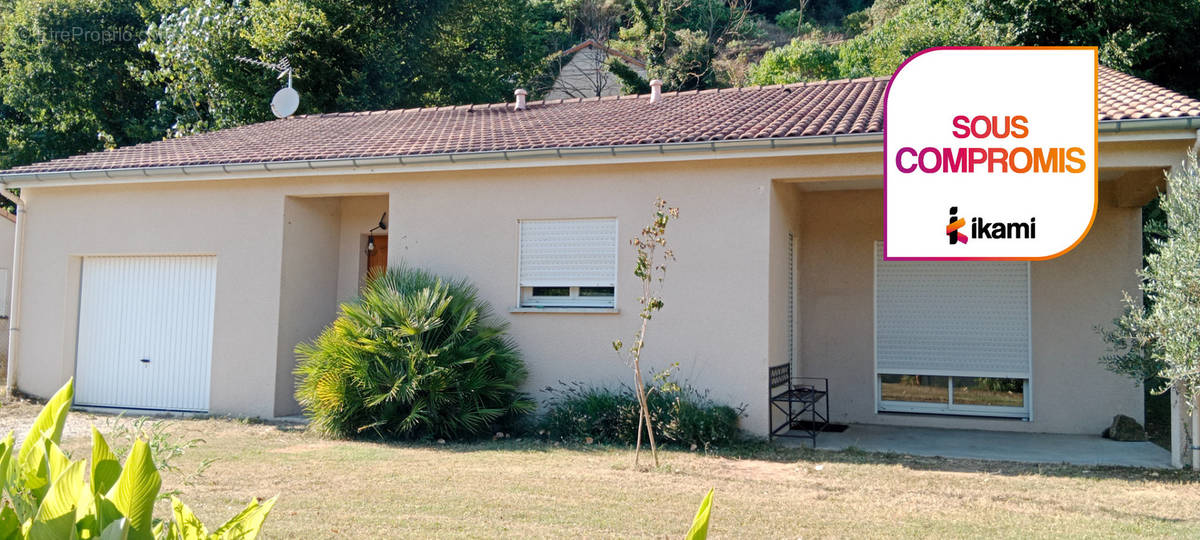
[295,266,535,441]
[746,38,840,85]
[775,9,798,32]
[0,379,274,539]
[541,378,744,450]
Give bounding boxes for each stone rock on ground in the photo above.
[1101,414,1148,442]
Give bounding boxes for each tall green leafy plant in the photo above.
[295,266,535,440]
[0,379,275,539]
[685,488,714,540]
[613,198,679,467]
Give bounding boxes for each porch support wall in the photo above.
[276,196,341,416]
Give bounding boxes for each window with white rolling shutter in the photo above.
[873,242,1031,418]
[518,218,618,308]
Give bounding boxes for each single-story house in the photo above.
[545,39,648,100]
[0,67,1198,440]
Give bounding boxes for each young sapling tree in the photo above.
[614,197,679,467]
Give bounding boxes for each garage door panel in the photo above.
[75,256,216,412]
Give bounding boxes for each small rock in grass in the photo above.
[585,437,594,445]
[436,439,446,444]
[814,464,824,471]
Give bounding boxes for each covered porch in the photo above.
[766,140,1186,465]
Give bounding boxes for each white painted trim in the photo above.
[509,307,619,314]
[515,217,619,311]
[877,376,1030,419]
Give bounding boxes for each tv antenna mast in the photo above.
[234,56,299,118]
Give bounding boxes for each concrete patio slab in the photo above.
[782,423,1172,469]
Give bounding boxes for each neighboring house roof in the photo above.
[561,39,646,69]
[3,67,1198,177]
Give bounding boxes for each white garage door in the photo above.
[75,256,216,412]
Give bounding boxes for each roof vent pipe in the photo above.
[514,88,527,110]
[650,79,662,104]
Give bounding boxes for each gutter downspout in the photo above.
[0,187,24,396]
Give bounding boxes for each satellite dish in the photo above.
[234,56,300,118]
[271,87,300,118]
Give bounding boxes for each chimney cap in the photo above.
[514,88,528,96]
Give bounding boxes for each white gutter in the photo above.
[0,116,1195,188]
[0,188,24,396]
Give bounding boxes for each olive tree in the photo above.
[1102,151,1200,467]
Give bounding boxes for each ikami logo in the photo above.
[946,206,968,245]
[945,206,1037,245]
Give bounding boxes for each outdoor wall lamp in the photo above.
[366,212,388,254]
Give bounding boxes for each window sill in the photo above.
[509,307,620,314]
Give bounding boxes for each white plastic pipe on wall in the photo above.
[1193,391,1199,471]
[0,188,24,396]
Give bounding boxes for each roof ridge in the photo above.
[290,76,892,121]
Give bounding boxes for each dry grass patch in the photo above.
[18,413,1200,538]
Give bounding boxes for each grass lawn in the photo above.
[31,411,1198,538]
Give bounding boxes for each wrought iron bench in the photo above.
[769,363,829,447]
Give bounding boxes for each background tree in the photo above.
[979,0,1200,98]
[747,0,1010,85]
[0,0,167,168]
[142,0,558,136]
[611,0,755,91]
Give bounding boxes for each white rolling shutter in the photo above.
[518,219,617,287]
[874,242,1031,378]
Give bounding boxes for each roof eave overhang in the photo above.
[2,116,1197,188]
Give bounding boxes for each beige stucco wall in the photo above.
[9,138,1185,435]
[13,158,778,431]
[276,197,341,416]
[792,184,1145,434]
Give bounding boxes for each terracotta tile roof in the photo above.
[4,67,1197,176]
[1099,67,1200,120]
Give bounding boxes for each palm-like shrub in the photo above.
[295,266,534,440]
